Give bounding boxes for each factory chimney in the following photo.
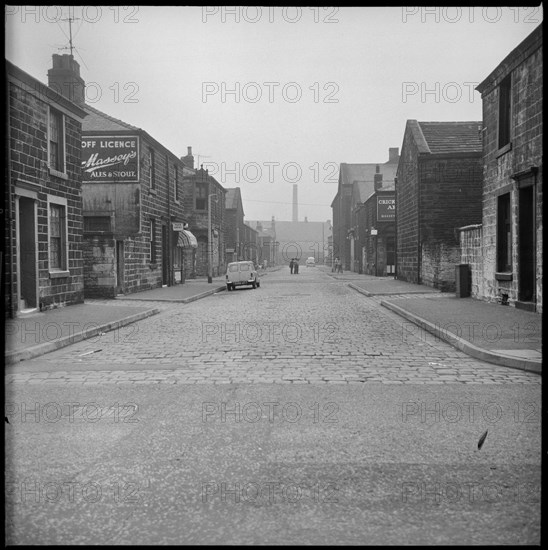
[292,184,298,223]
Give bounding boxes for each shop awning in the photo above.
[177,230,198,248]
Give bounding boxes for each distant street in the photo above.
[5,266,541,545]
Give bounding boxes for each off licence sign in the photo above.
[81,135,140,183]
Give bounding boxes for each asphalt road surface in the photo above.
[5,266,541,545]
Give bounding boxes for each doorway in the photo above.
[116,240,124,295]
[518,183,535,306]
[162,224,169,286]
[17,196,38,311]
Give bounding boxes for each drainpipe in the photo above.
[417,163,421,285]
[394,177,398,279]
[6,73,16,318]
[166,153,172,286]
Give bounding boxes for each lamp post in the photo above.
[208,193,217,283]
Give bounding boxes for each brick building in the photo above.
[247,220,278,266]
[243,223,259,264]
[396,120,483,291]
[46,54,195,297]
[181,167,226,277]
[224,188,246,263]
[355,188,396,276]
[332,148,399,271]
[5,60,87,316]
[462,23,542,312]
[349,157,398,274]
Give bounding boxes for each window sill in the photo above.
[49,270,70,279]
[495,142,512,158]
[48,167,68,180]
[149,263,158,269]
[149,188,157,195]
[495,272,513,281]
[173,199,180,205]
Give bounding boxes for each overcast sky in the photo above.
[5,5,543,222]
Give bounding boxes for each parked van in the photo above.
[306,257,316,267]
[226,261,260,291]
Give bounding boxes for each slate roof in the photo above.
[82,103,140,132]
[340,162,398,204]
[225,188,242,210]
[415,121,482,155]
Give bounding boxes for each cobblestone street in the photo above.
[6,268,541,385]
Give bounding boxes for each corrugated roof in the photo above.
[417,121,482,155]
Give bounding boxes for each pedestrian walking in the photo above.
[338,258,343,273]
[294,258,300,274]
[289,258,294,274]
[334,257,340,273]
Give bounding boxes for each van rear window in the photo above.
[229,265,239,272]
[239,264,250,271]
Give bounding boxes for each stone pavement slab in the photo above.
[114,280,226,303]
[5,303,161,365]
[348,276,441,296]
[380,296,542,374]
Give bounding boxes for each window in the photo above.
[48,108,65,173]
[195,182,207,210]
[150,219,156,263]
[174,164,179,202]
[84,216,111,233]
[497,193,512,272]
[148,148,156,190]
[49,202,67,270]
[498,75,512,149]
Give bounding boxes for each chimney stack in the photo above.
[388,148,400,163]
[47,54,85,106]
[374,164,383,191]
[292,184,298,223]
[181,146,194,169]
